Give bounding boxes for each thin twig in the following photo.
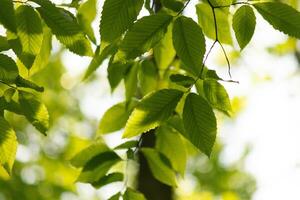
[176,0,192,16]
[0,80,18,90]
[214,1,250,8]
[218,41,232,78]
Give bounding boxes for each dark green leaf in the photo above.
[0,0,16,32]
[107,61,131,92]
[18,91,49,135]
[77,151,121,183]
[0,117,17,176]
[70,139,110,167]
[161,0,184,12]
[141,148,177,186]
[254,2,300,39]
[92,172,124,188]
[114,140,138,150]
[83,43,118,80]
[15,76,44,92]
[170,74,194,88]
[182,93,217,156]
[173,16,206,76]
[0,36,10,52]
[123,89,183,138]
[0,54,19,83]
[108,192,121,200]
[233,5,256,50]
[119,14,173,59]
[32,0,93,56]
[100,0,143,43]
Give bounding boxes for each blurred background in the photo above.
[1,0,300,199]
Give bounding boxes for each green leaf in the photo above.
[0,117,17,176]
[182,93,217,156]
[141,148,177,186]
[0,0,16,32]
[32,0,93,56]
[138,60,159,95]
[156,126,187,176]
[196,3,232,44]
[125,62,139,101]
[153,23,176,70]
[15,76,44,92]
[107,61,131,92]
[254,2,300,39]
[16,5,43,69]
[77,0,97,43]
[100,0,143,43]
[98,102,131,134]
[29,26,52,75]
[123,89,183,138]
[18,91,49,135]
[0,54,19,83]
[203,80,232,115]
[0,36,10,52]
[170,74,194,88]
[3,88,15,102]
[92,172,124,188]
[123,188,146,200]
[77,151,121,183]
[172,16,206,76]
[108,192,121,200]
[210,0,232,7]
[233,5,256,50]
[119,14,173,59]
[114,140,138,150]
[161,0,184,12]
[83,43,118,80]
[70,139,110,167]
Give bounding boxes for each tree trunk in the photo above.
[137,131,173,200]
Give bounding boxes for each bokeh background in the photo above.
[1,0,300,199]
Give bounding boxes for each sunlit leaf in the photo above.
[16,5,43,69]
[153,23,176,70]
[203,80,232,115]
[0,117,17,176]
[156,125,187,176]
[123,188,146,200]
[196,3,232,44]
[138,60,159,95]
[141,148,177,186]
[123,89,183,138]
[77,0,97,43]
[32,0,93,56]
[98,102,131,134]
